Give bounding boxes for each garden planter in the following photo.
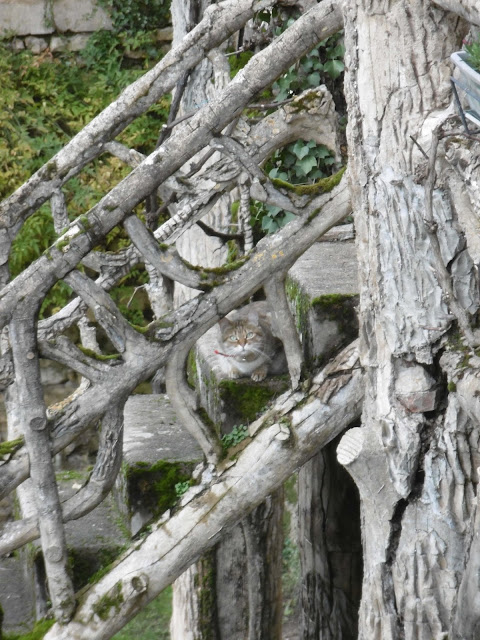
[451,51,480,127]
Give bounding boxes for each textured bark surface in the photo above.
[172,489,284,640]
[340,0,480,638]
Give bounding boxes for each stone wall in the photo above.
[0,0,112,37]
[1,0,112,52]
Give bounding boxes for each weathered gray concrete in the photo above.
[54,0,112,33]
[117,394,203,535]
[287,240,358,366]
[0,554,36,634]
[288,241,358,298]
[59,476,130,591]
[0,0,53,36]
[123,394,203,465]
[0,0,111,36]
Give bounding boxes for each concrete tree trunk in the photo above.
[338,0,480,638]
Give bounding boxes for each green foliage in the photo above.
[228,51,254,78]
[175,480,191,497]
[1,34,169,321]
[98,0,170,34]
[221,424,249,450]
[282,536,300,622]
[253,140,337,234]
[465,35,480,72]
[3,619,55,640]
[245,23,345,236]
[273,31,345,101]
[112,587,172,639]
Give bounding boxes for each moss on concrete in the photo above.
[270,166,346,198]
[219,379,287,426]
[285,278,312,340]
[125,460,191,519]
[311,294,358,343]
[187,348,198,389]
[0,437,24,459]
[286,279,358,368]
[92,582,124,621]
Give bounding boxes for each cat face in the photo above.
[219,318,266,363]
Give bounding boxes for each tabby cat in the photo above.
[217,301,287,381]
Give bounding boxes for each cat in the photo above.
[216,301,287,381]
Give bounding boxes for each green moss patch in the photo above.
[311,294,358,343]
[0,437,24,460]
[219,378,288,426]
[125,460,192,519]
[3,619,55,640]
[270,166,346,198]
[77,346,122,361]
[92,582,124,621]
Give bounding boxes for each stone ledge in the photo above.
[287,241,358,367]
[115,394,203,535]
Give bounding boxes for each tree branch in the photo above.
[43,340,363,640]
[0,405,124,556]
[0,1,343,330]
[432,0,480,25]
[123,215,219,290]
[9,307,75,621]
[0,180,351,500]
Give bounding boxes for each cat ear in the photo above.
[219,316,232,331]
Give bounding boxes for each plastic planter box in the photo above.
[451,50,480,127]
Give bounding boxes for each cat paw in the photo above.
[251,366,268,382]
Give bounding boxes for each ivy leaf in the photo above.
[265,205,282,217]
[296,155,317,176]
[314,145,332,159]
[307,72,321,86]
[262,216,279,233]
[330,44,346,59]
[280,212,296,227]
[324,59,345,79]
[292,140,310,160]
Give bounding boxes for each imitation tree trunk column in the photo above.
[340,1,479,638]
[168,1,283,636]
[169,0,231,307]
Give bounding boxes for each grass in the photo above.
[112,586,172,639]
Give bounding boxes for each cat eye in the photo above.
[246,331,255,338]
[228,336,238,342]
